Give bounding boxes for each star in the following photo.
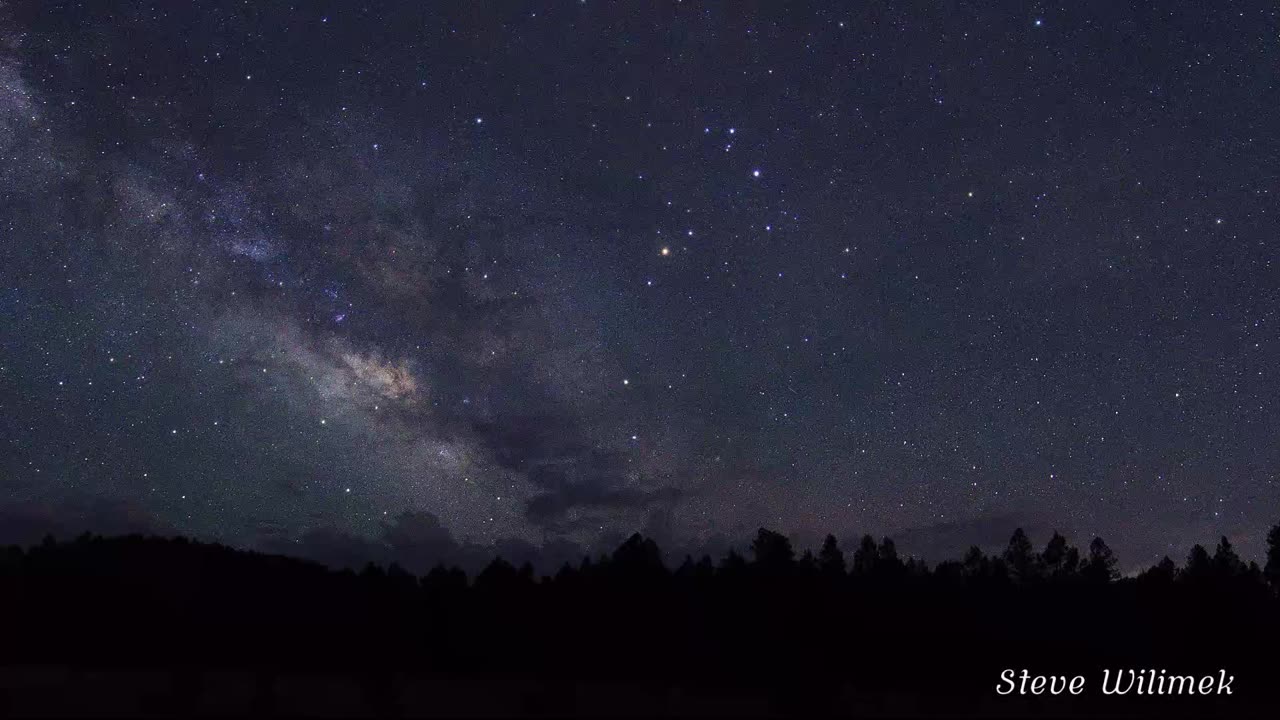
[4,0,1271,593]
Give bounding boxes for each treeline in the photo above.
[5,525,1280,606]
[5,526,1280,716]
[410,525,1280,593]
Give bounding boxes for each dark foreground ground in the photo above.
[7,666,1258,717]
[2,533,1277,717]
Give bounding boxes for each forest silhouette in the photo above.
[4,525,1280,716]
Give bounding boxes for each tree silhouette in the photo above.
[517,561,535,585]
[960,546,988,580]
[1212,536,1244,575]
[851,534,878,577]
[1039,531,1080,580]
[1002,528,1039,582]
[1245,560,1266,588]
[1041,532,1065,569]
[7,523,1280,716]
[720,548,748,575]
[360,561,387,582]
[797,549,817,574]
[877,537,904,579]
[1138,556,1177,585]
[817,535,845,578]
[1062,545,1081,578]
[749,528,795,571]
[1182,543,1212,584]
[1267,523,1280,590]
[475,557,525,591]
[611,533,666,580]
[1081,537,1118,583]
[386,562,416,592]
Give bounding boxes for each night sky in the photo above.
[2,1,1277,570]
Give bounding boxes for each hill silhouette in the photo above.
[3,527,1280,716]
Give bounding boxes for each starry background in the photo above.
[1,0,1277,570]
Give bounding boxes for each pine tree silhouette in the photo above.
[1212,536,1245,579]
[1266,523,1280,591]
[1081,537,1118,583]
[851,534,878,577]
[961,546,988,580]
[611,533,667,581]
[1002,528,1039,582]
[749,528,796,571]
[1182,543,1212,584]
[1138,556,1177,585]
[877,537,904,579]
[817,535,845,578]
[8,521,1280,716]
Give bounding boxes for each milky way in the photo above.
[1,1,1277,570]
